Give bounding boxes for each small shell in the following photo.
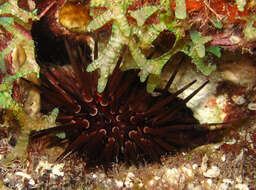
[248,102,256,110]
[58,2,91,33]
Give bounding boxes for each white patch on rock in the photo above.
[246,134,253,143]
[163,62,227,124]
[221,154,226,162]
[181,164,193,178]
[15,171,32,179]
[206,179,213,186]
[235,150,244,163]
[163,168,180,184]
[246,134,254,149]
[203,166,220,178]
[187,183,195,190]
[223,178,234,184]
[15,183,23,190]
[229,35,241,44]
[219,182,229,190]
[236,175,243,183]
[138,182,144,188]
[226,138,237,145]
[200,154,208,173]
[148,179,155,186]
[124,172,135,188]
[14,171,35,188]
[234,184,249,190]
[35,160,64,178]
[115,179,123,188]
[35,160,52,173]
[192,164,198,170]
[218,178,234,190]
[51,163,64,177]
[232,95,246,105]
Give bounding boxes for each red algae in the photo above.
[170,0,249,23]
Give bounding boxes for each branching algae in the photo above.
[86,0,222,92]
[0,0,58,164]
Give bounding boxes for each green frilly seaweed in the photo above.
[0,0,58,164]
[86,0,220,93]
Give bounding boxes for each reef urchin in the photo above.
[27,39,212,166]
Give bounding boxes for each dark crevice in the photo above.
[31,17,69,65]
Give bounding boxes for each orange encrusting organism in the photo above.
[186,0,204,12]
[210,0,248,23]
[170,0,248,23]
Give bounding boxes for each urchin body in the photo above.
[30,39,210,166]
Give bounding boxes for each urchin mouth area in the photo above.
[26,35,214,166]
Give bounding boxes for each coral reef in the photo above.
[0,0,256,188]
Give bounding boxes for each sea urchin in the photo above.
[28,39,211,166]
